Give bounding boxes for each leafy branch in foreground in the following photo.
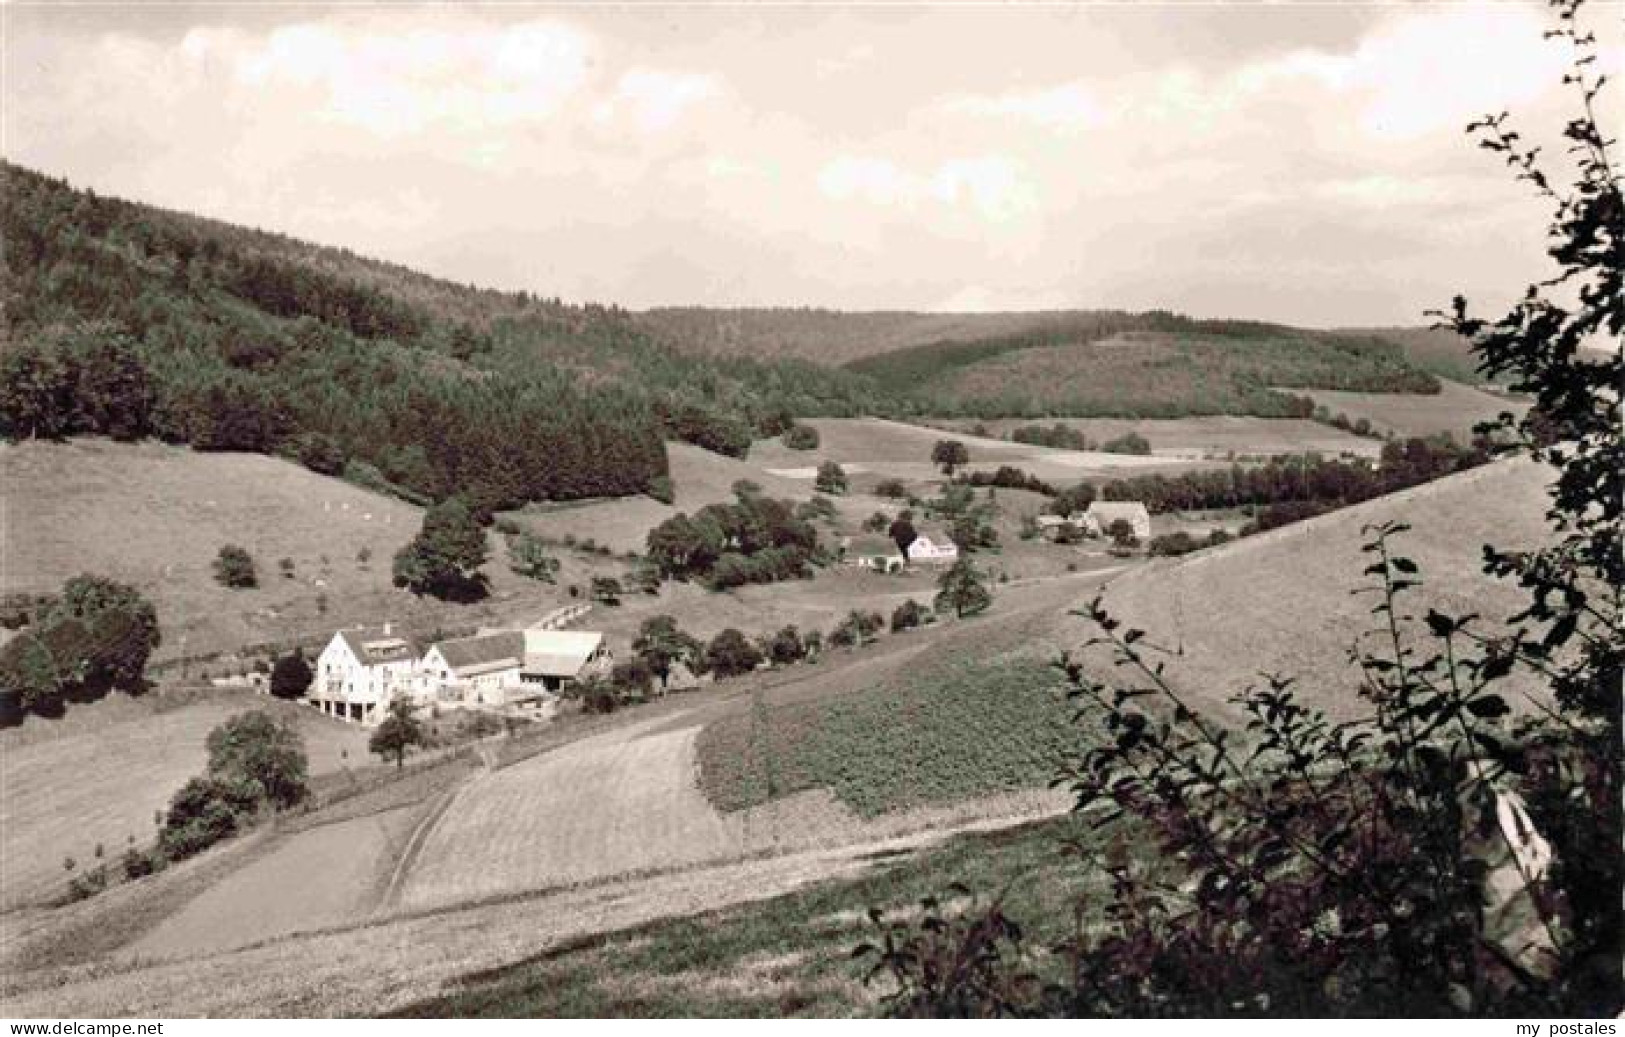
[859,0,1620,1016]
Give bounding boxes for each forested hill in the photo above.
[0,163,897,512]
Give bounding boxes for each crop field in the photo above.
[0,693,370,910]
[1294,380,1527,442]
[699,653,1079,819]
[125,805,419,961]
[1090,458,1554,723]
[395,813,1114,1018]
[956,415,1381,460]
[396,720,743,911]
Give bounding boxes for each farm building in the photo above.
[906,533,960,566]
[311,624,420,724]
[1035,512,1099,540]
[420,631,527,708]
[519,628,614,693]
[1087,500,1152,541]
[845,534,905,573]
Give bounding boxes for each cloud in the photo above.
[196,16,597,137]
[595,68,720,133]
[818,155,1035,223]
[942,81,1115,132]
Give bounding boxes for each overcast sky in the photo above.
[5,2,1621,326]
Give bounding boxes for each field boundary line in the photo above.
[378,776,474,915]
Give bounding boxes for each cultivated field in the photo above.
[1295,379,1527,442]
[1089,458,1554,722]
[0,692,370,910]
[125,806,419,960]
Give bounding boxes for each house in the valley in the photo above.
[845,534,905,574]
[519,628,613,692]
[419,631,527,708]
[906,531,960,566]
[1087,500,1152,542]
[311,624,420,724]
[1035,512,1098,541]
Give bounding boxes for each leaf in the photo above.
[1424,610,1457,637]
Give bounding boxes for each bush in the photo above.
[1148,531,1201,556]
[890,599,928,633]
[213,544,258,589]
[706,628,764,678]
[1100,431,1152,455]
[268,652,313,698]
[815,461,848,495]
[507,532,560,582]
[782,423,820,450]
[648,475,675,505]
[874,478,909,499]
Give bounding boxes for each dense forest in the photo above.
[1,162,1459,501]
[0,164,894,512]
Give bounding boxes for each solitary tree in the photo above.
[369,698,426,769]
[632,615,702,690]
[205,710,309,809]
[934,558,992,618]
[393,496,488,600]
[213,545,258,589]
[268,651,313,699]
[931,439,970,476]
[888,512,919,563]
[815,460,848,495]
[705,628,764,678]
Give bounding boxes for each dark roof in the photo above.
[336,627,420,666]
[848,534,899,557]
[431,631,526,674]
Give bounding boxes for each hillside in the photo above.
[0,163,900,516]
[1086,458,1553,721]
[0,439,638,666]
[846,319,1441,420]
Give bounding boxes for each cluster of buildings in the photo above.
[845,531,960,574]
[309,609,612,725]
[1036,500,1153,542]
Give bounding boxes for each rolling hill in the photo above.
[1085,457,1554,721]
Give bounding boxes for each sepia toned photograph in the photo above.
[0,0,1620,1022]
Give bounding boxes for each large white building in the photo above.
[311,624,420,724]
[310,621,614,725]
[906,533,960,566]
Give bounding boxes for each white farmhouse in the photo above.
[1087,500,1152,542]
[311,624,420,724]
[906,533,960,566]
[420,631,527,708]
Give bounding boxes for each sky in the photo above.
[4,1,1621,327]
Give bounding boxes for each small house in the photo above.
[846,534,905,574]
[906,533,960,566]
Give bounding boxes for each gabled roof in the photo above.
[1087,500,1150,521]
[522,630,605,679]
[430,631,525,676]
[335,627,420,667]
[847,534,900,557]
